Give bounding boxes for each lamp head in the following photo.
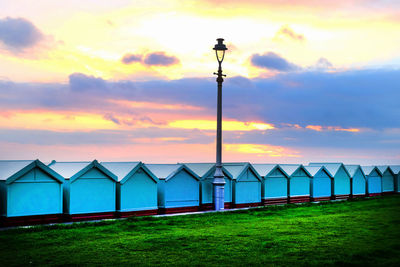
[213,38,227,63]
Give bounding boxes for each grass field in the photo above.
[1,196,400,266]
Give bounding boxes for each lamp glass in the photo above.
[216,50,225,63]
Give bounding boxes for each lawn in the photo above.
[1,196,400,266]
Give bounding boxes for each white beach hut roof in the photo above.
[183,163,215,177]
[251,164,279,177]
[0,160,34,180]
[389,165,400,174]
[344,165,365,178]
[48,161,92,179]
[100,162,141,182]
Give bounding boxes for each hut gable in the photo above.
[252,164,288,178]
[48,160,117,182]
[270,167,288,178]
[309,163,350,178]
[183,163,233,180]
[182,163,214,178]
[223,163,262,182]
[0,160,64,184]
[293,168,308,177]
[344,165,365,178]
[304,166,333,178]
[361,166,382,177]
[280,164,311,178]
[376,166,395,176]
[390,165,400,175]
[145,164,199,181]
[100,162,158,184]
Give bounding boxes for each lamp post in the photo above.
[213,38,227,211]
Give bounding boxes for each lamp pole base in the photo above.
[213,184,225,211]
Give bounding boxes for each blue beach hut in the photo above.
[304,165,333,202]
[252,164,289,205]
[390,165,400,193]
[344,165,367,197]
[376,166,395,195]
[309,163,351,199]
[280,164,312,203]
[223,163,262,208]
[48,160,117,221]
[0,160,64,226]
[145,164,200,214]
[361,166,383,196]
[100,162,158,217]
[184,163,234,210]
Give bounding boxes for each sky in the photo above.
[0,0,400,165]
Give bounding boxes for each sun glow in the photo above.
[0,111,118,132]
[224,144,300,158]
[168,119,275,131]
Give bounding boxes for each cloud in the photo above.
[143,52,180,66]
[274,25,305,42]
[315,57,333,69]
[0,128,213,146]
[103,114,120,125]
[120,51,180,67]
[121,53,142,64]
[1,68,400,131]
[250,52,300,72]
[0,17,49,56]
[69,72,108,92]
[1,68,400,162]
[0,17,43,49]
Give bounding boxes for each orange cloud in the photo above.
[306,125,323,131]
[0,110,118,132]
[306,125,360,132]
[274,25,305,42]
[224,144,300,158]
[168,119,275,131]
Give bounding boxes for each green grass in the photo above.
[1,196,400,266]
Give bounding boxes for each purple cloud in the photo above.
[0,17,44,52]
[143,52,179,66]
[121,53,142,64]
[250,52,300,71]
[103,114,120,125]
[1,68,400,162]
[1,69,400,130]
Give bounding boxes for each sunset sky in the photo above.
[1,0,400,164]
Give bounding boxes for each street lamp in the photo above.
[213,38,227,211]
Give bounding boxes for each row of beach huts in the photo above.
[0,160,399,226]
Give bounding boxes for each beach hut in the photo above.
[361,166,383,196]
[252,164,289,205]
[222,163,262,208]
[344,165,367,197]
[280,164,312,203]
[184,163,234,210]
[100,162,158,217]
[304,165,333,202]
[0,160,64,226]
[145,164,200,214]
[309,163,351,199]
[48,160,117,221]
[390,165,400,193]
[376,166,395,195]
